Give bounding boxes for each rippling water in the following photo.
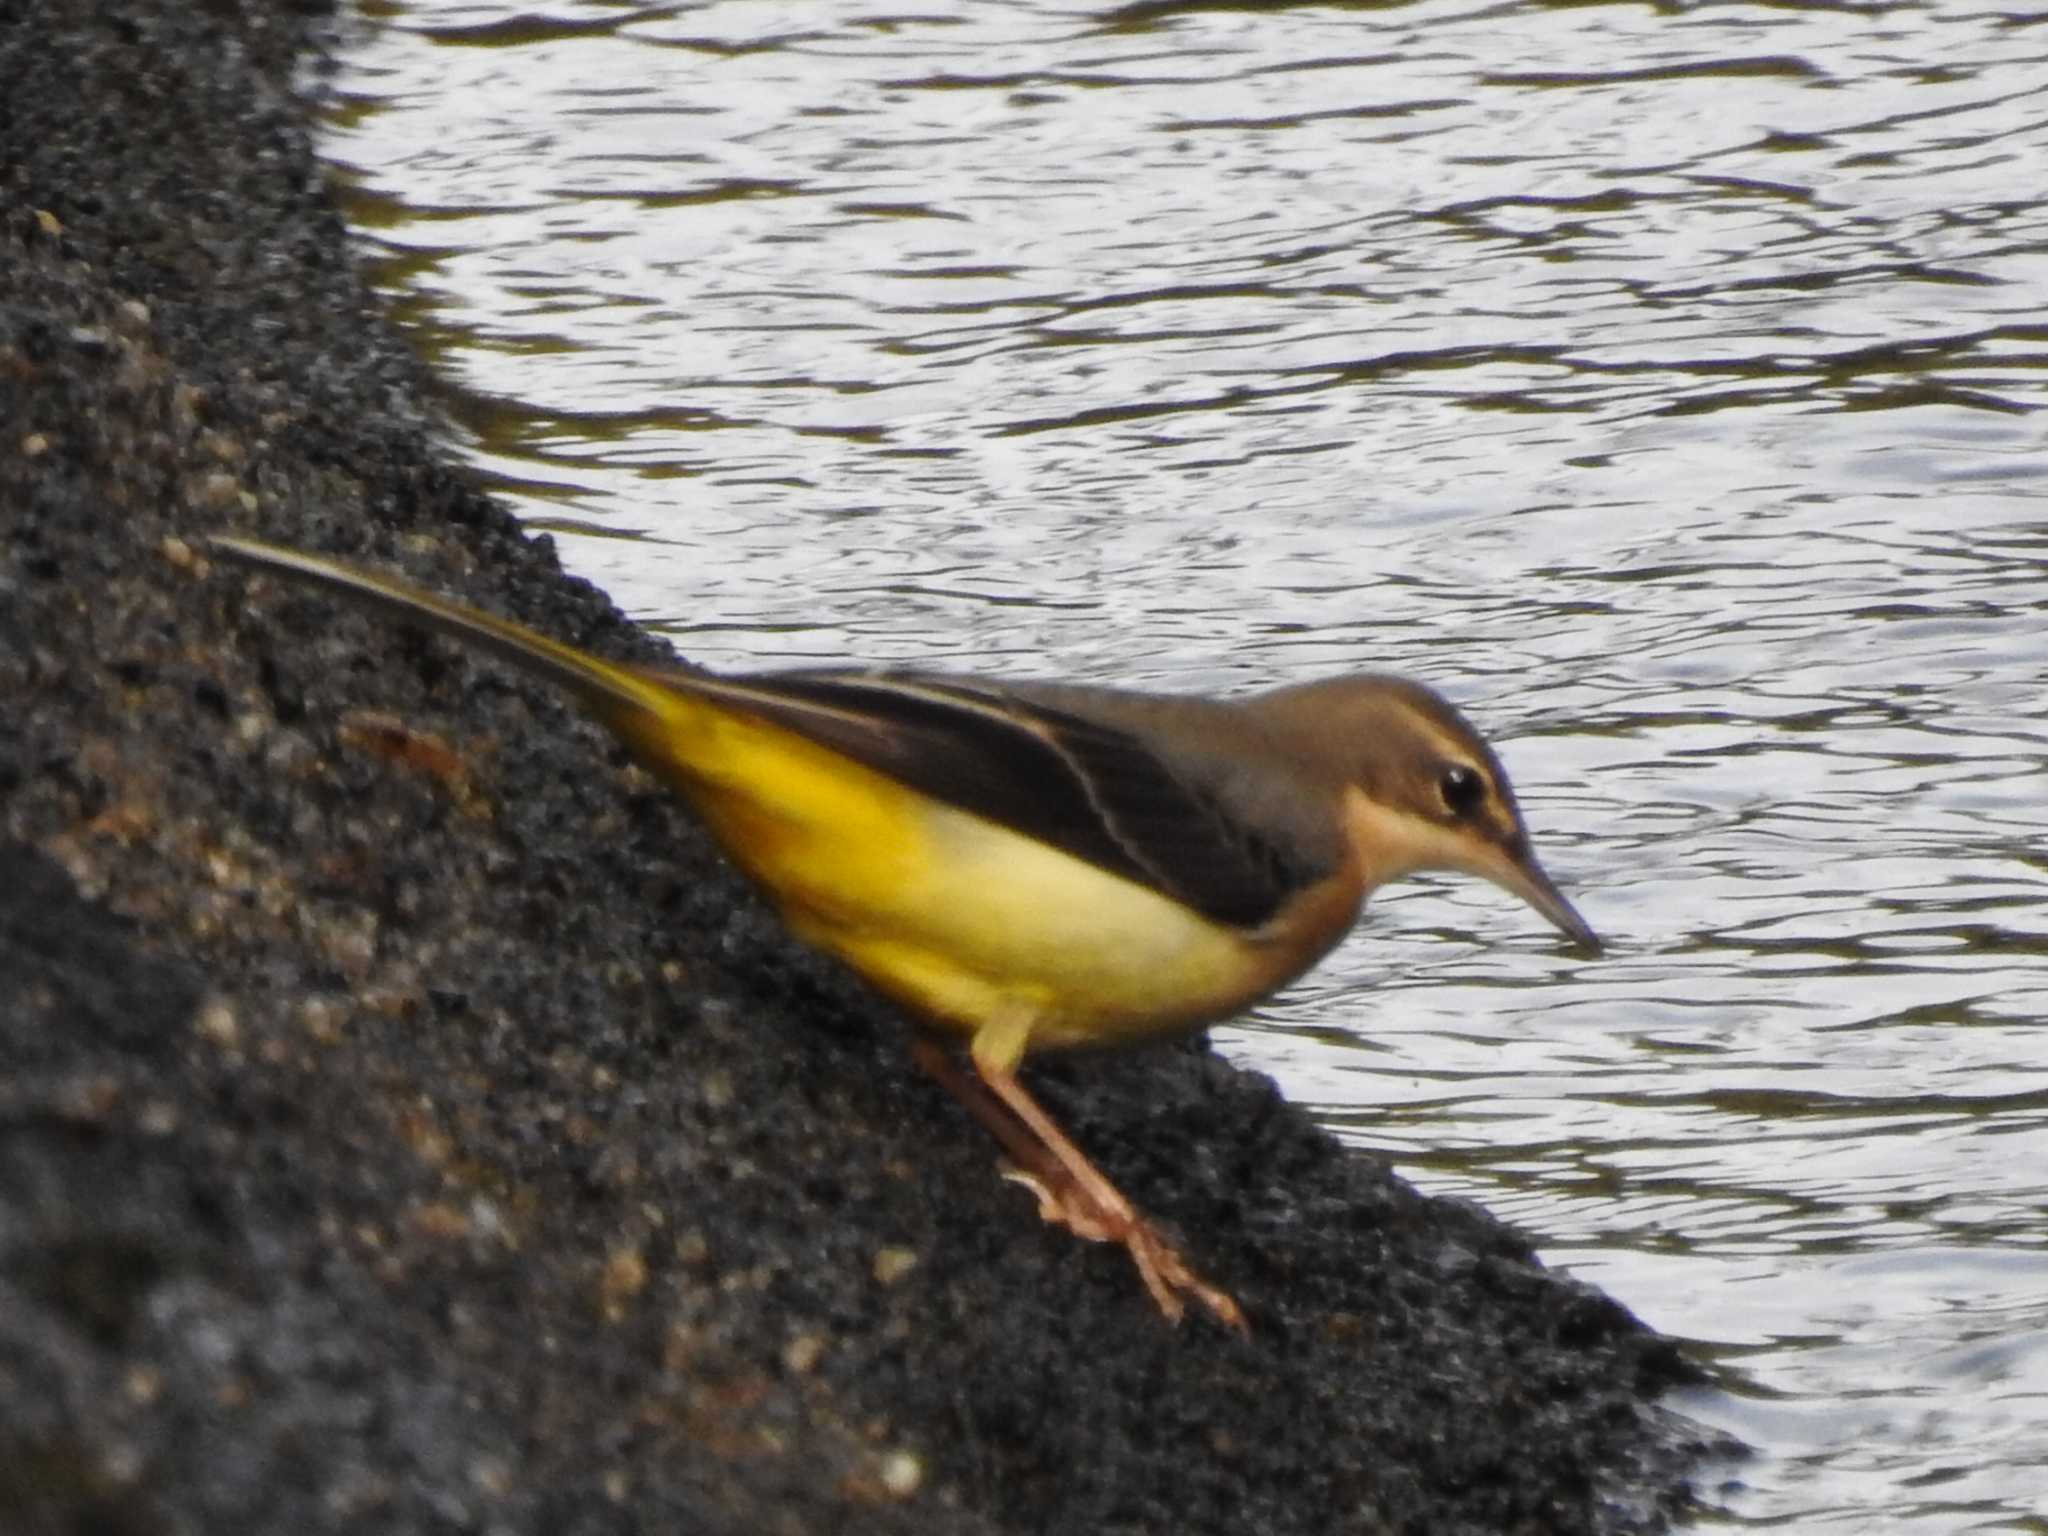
[321,2,2048,1526]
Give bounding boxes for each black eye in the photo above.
[1439,764,1485,817]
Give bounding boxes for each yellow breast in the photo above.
[619,693,1284,1065]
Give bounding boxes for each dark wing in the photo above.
[662,668,1331,930]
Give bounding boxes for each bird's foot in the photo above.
[1000,1163,1248,1334]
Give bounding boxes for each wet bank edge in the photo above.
[0,3,1734,1532]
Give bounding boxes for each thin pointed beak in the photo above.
[1486,846,1602,955]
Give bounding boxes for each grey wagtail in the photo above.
[211,535,1599,1333]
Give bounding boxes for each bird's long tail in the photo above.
[208,535,670,720]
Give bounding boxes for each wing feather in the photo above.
[667,669,1329,929]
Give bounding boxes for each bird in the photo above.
[209,534,1600,1333]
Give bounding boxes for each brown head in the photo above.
[1250,674,1600,951]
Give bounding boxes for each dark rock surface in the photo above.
[0,3,1728,1531]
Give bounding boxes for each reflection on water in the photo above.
[321,2,2048,1527]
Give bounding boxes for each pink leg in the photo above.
[910,1037,1248,1333]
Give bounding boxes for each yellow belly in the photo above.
[621,694,1268,1064]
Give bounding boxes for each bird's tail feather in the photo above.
[207,534,668,720]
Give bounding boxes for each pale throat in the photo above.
[1341,785,1476,894]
